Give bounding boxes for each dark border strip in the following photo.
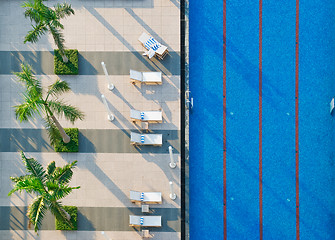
[180,0,186,239]
[0,206,181,232]
[0,51,181,75]
[223,0,227,239]
[0,129,180,153]
[295,0,300,239]
[259,1,263,239]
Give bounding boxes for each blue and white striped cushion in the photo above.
[140,217,144,225]
[140,112,145,120]
[141,135,145,143]
[144,41,151,50]
[144,37,161,51]
[140,192,144,201]
[151,43,160,51]
[148,37,157,45]
[144,37,155,49]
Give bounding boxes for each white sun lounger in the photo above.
[130,132,162,146]
[130,109,162,123]
[129,215,162,227]
[138,32,168,60]
[130,191,162,204]
[130,70,162,84]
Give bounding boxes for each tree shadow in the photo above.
[10,51,54,75]
[124,8,177,52]
[85,7,154,68]
[78,53,98,75]
[78,155,178,233]
[77,208,96,231]
[76,0,154,9]
[5,129,53,153]
[169,0,180,10]
[78,130,97,153]
[139,153,181,209]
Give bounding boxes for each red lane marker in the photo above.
[295,0,300,239]
[223,0,227,239]
[259,0,263,239]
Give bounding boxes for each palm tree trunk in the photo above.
[48,25,68,63]
[60,50,68,63]
[61,208,71,221]
[44,102,70,144]
[50,114,70,143]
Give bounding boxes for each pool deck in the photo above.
[0,0,183,239]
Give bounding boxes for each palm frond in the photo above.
[46,79,70,99]
[21,152,46,182]
[13,63,42,97]
[43,116,61,147]
[54,3,74,18]
[14,101,41,122]
[48,201,74,229]
[8,177,44,196]
[10,175,32,183]
[53,184,80,200]
[47,161,56,176]
[46,180,59,192]
[47,100,85,124]
[22,0,42,23]
[52,161,78,184]
[27,196,47,232]
[24,23,48,44]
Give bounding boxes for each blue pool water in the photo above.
[189,1,335,239]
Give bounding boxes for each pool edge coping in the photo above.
[181,0,190,239]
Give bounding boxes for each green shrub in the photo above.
[55,206,78,230]
[54,49,79,75]
[54,128,79,152]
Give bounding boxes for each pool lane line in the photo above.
[223,0,227,239]
[295,0,300,239]
[259,0,263,239]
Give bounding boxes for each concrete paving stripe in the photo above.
[0,51,181,76]
[0,128,180,153]
[0,206,181,232]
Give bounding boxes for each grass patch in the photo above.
[54,128,79,152]
[54,49,79,75]
[55,206,78,230]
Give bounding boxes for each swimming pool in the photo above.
[189,1,335,239]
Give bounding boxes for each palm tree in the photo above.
[22,0,74,63]
[8,152,80,232]
[14,63,84,144]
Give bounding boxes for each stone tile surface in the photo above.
[0,0,180,52]
[0,0,181,238]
